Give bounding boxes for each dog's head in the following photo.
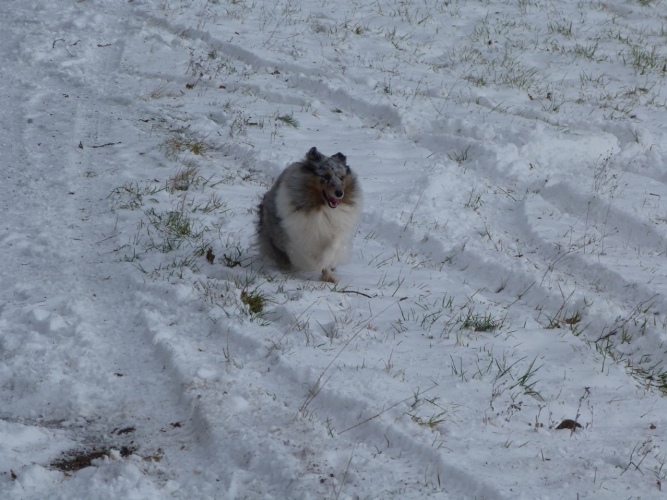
[304,147,353,209]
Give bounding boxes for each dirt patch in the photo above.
[51,449,110,472]
[50,445,138,472]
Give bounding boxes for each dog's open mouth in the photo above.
[324,192,341,208]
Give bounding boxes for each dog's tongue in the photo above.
[327,195,341,208]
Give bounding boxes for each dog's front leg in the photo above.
[321,268,338,283]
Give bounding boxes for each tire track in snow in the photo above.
[70,2,664,491]
[5,1,667,498]
[121,3,544,497]
[115,7,511,497]
[136,283,508,498]
[133,8,403,131]
[133,0,667,349]
[0,2,230,497]
[403,116,667,385]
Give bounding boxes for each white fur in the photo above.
[274,181,360,275]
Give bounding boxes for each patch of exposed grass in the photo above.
[241,287,266,315]
[168,164,200,192]
[276,114,299,128]
[164,136,210,158]
[461,308,504,332]
[108,182,166,210]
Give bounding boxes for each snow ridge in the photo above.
[3,0,667,498]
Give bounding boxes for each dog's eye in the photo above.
[321,174,332,182]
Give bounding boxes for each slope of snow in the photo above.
[2,0,667,498]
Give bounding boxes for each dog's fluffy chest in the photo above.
[275,182,359,269]
[285,204,357,240]
[276,183,358,240]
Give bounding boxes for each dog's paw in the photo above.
[321,268,338,283]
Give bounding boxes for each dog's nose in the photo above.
[335,189,343,198]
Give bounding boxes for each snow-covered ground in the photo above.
[2,0,667,498]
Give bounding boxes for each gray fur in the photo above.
[256,147,360,280]
[257,176,292,269]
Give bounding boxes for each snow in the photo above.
[2,0,667,498]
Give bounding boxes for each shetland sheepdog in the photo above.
[257,147,361,282]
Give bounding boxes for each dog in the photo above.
[257,147,361,282]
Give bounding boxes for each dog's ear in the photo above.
[306,147,324,163]
[332,152,347,164]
